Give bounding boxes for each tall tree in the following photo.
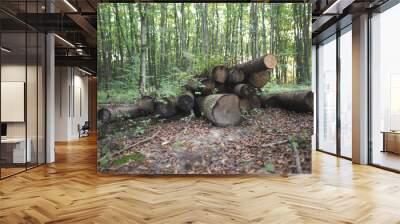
[202,3,209,57]
[138,4,147,94]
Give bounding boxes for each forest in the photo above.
[97,3,312,103]
[97,3,313,175]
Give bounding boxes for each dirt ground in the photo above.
[97,107,313,175]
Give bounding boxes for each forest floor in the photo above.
[98,107,313,175]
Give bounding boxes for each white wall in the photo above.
[55,67,89,141]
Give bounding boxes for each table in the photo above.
[1,138,31,163]
[382,131,400,154]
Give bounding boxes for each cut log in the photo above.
[233,84,256,98]
[98,97,154,123]
[248,70,270,88]
[248,95,262,108]
[201,94,241,127]
[193,96,205,117]
[177,91,195,113]
[155,98,177,118]
[261,90,313,113]
[235,54,277,75]
[236,96,261,110]
[196,78,215,95]
[211,65,228,83]
[239,98,250,111]
[227,68,245,83]
[185,78,215,95]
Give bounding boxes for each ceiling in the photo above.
[0,0,97,74]
[312,0,390,43]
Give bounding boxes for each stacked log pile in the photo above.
[98,54,313,127]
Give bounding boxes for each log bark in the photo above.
[233,84,256,98]
[187,78,215,95]
[200,94,241,127]
[248,70,270,88]
[98,97,154,123]
[193,96,205,117]
[177,91,195,113]
[248,95,262,108]
[261,90,313,113]
[235,54,277,75]
[239,98,250,111]
[155,98,177,118]
[227,68,245,83]
[211,65,228,83]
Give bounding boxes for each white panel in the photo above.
[1,82,25,122]
[318,38,337,154]
[340,29,353,158]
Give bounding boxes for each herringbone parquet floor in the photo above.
[1,135,400,224]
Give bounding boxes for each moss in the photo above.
[114,152,145,166]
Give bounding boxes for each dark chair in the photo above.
[79,121,90,138]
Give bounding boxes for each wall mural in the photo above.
[97,3,313,175]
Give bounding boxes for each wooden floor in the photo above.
[1,135,400,224]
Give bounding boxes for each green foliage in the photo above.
[114,152,145,166]
[172,140,185,150]
[272,128,281,133]
[288,135,299,151]
[264,162,275,173]
[98,88,140,104]
[262,81,311,94]
[288,134,308,151]
[129,118,152,136]
[102,133,125,153]
[98,3,312,104]
[249,108,264,115]
[98,152,111,167]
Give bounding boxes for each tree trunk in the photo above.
[233,84,256,98]
[261,90,314,113]
[248,70,270,88]
[227,68,245,84]
[202,3,209,56]
[139,4,147,95]
[211,65,228,84]
[155,98,177,118]
[235,54,277,75]
[200,94,241,127]
[177,91,195,113]
[98,97,154,123]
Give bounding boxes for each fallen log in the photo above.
[211,65,228,84]
[201,94,241,127]
[193,96,205,117]
[248,70,270,88]
[233,84,256,98]
[239,98,250,111]
[98,97,154,123]
[248,95,262,108]
[189,78,215,95]
[261,90,313,113]
[177,91,195,113]
[235,54,277,75]
[155,98,177,118]
[227,68,245,84]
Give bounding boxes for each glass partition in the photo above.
[371,4,400,171]
[317,35,337,154]
[0,1,46,179]
[339,27,352,158]
[1,31,28,177]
